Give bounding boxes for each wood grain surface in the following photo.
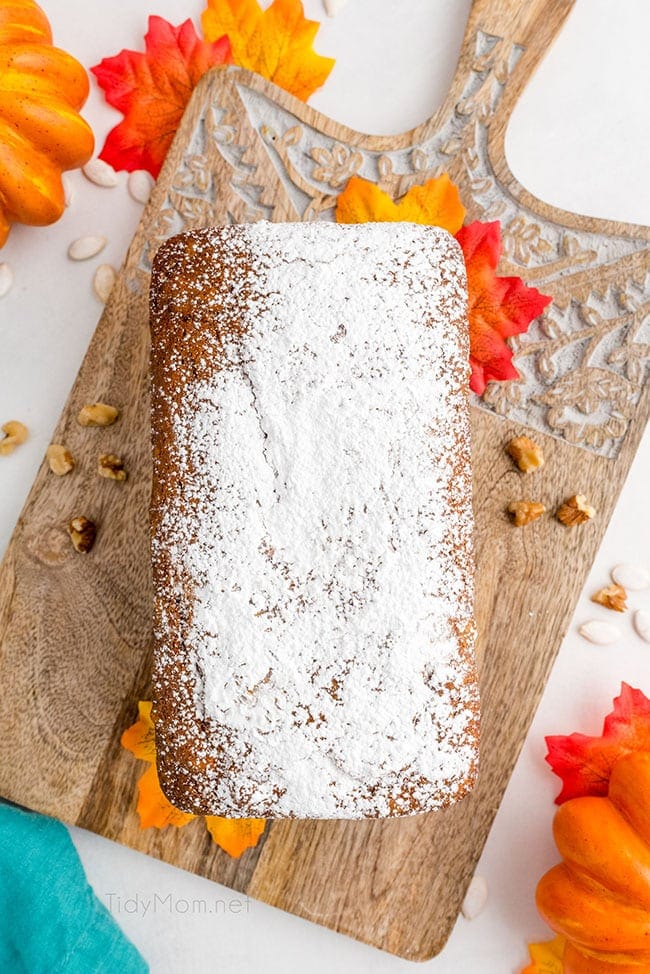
[1,0,649,960]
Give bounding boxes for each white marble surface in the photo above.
[0,1,649,971]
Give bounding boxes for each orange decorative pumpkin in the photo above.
[0,0,94,246]
[536,751,650,974]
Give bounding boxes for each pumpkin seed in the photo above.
[83,158,119,188]
[62,172,74,207]
[68,235,107,261]
[93,264,117,303]
[0,262,13,298]
[128,170,154,205]
[461,876,488,920]
[578,620,621,645]
[323,0,348,14]
[611,563,650,591]
[633,610,650,644]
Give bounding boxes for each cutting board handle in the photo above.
[464,0,575,47]
[437,0,576,134]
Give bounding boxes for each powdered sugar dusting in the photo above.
[150,222,479,818]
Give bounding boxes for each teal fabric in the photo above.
[0,802,148,974]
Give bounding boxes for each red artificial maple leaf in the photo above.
[456,221,552,395]
[91,16,232,177]
[545,683,650,804]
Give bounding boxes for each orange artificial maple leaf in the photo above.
[545,683,650,804]
[91,17,232,177]
[335,174,466,234]
[202,0,334,101]
[136,763,196,830]
[205,816,268,858]
[121,701,266,857]
[121,700,157,762]
[121,701,196,829]
[456,221,552,395]
[521,935,566,974]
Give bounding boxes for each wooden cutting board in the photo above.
[1,0,649,960]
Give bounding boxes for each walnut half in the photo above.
[557,494,596,526]
[506,435,545,473]
[46,444,75,476]
[77,403,119,427]
[98,453,127,482]
[0,420,28,456]
[507,500,546,526]
[68,516,97,553]
[591,583,628,613]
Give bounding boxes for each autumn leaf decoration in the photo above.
[336,176,552,395]
[121,701,266,858]
[201,0,335,101]
[91,18,232,178]
[91,0,334,177]
[456,221,551,394]
[336,174,465,234]
[521,935,566,974]
[545,682,650,804]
